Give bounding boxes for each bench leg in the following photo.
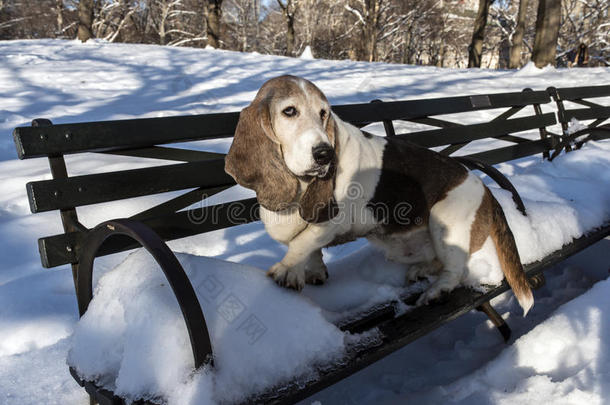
[477,301,511,342]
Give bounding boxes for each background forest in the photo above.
[1,1,608,68]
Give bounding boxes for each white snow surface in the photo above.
[68,252,350,404]
[417,277,610,404]
[0,39,609,405]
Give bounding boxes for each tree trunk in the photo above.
[77,0,94,42]
[206,0,223,48]
[159,24,166,45]
[56,0,64,35]
[531,0,561,68]
[369,0,380,62]
[468,0,493,68]
[286,14,295,56]
[356,0,380,62]
[361,23,375,61]
[509,0,529,69]
[402,27,412,64]
[277,0,296,56]
[436,44,445,67]
[254,0,260,49]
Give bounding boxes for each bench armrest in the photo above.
[77,218,213,369]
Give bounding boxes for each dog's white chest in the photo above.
[260,205,308,245]
[333,125,387,235]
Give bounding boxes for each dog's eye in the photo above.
[282,106,297,117]
[320,109,327,120]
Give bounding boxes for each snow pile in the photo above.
[514,61,557,76]
[565,118,591,145]
[299,45,315,59]
[68,252,350,404]
[566,118,588,135]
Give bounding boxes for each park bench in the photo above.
[12,85,610,405]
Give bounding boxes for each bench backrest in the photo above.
[13,89,556,269]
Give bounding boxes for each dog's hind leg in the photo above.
[416,237,468,305]
[417,173,484,305]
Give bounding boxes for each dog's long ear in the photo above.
[299,114,340,223]
[225,101,299,211]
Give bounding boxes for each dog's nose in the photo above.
[312,144,334,165]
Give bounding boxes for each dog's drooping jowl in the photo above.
[225,75,533,315]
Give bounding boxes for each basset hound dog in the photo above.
[225,75,534,315]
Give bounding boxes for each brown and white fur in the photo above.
[225,75,534,316]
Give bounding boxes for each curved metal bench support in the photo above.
[77,218,213,369]
[454,156,527,216]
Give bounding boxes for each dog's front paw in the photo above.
[267,262,305,291]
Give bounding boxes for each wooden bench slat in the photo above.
[463,138,553,165]
[130,185,231,221]
[13,91,550,160]
[13,112,240,159]
[26,158,233,213]
[400,113,556,147]
[589,126,610,141]
[333,90,550,126]
[555,85,610,101]
[38,198,258,268]
[563,106,610,123]
[101,146,225,162]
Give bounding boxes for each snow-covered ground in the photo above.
[0,39,609,405]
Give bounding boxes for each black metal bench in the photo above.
[12,86,610,405]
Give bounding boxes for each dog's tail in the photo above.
[489,194,534,317]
